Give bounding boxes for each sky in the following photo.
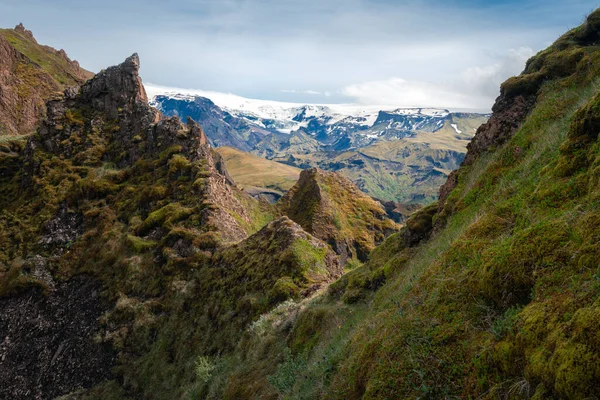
[1,0,598,111]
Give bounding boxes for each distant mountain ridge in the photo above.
[148,87,489,203]
[148,87,486,153]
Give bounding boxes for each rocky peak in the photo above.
[23,53,260,244]
[213,215,343,298]
[28,54,215,169]
[79,53,147,118]
[14,23,36,42]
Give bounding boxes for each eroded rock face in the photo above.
[437,94,535,212]
[79,53,147,118]
[462,95,535,167]
[0,275,115,400]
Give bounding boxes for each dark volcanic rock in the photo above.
[0,275,115,400]
[79,53,147,118]
[39,203,83,247]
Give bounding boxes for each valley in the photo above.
[1,6,600,400]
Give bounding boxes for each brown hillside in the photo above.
[0,23,93,136]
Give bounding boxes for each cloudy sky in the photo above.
[1,0,598,110]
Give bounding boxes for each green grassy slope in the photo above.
[0,24,93,136]
[0,26,92,86]
[196,9,600,399]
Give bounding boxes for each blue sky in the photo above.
[1,0,598,110]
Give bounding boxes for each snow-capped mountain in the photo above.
[144,84,489,203]
[145,83,487,154]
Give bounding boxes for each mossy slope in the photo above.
[0,54,342,399]
[201,9,600,400]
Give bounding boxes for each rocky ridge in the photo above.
[0,24,93,136]
[0,53,343,399]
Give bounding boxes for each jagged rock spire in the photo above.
[79,53,147,118]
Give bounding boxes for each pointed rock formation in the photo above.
[279,168,399,264]
[212,216,342,303]
[20,53,263,243]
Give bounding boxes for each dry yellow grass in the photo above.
[216,146,302,192]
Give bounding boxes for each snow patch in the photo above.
[450,123,463,134]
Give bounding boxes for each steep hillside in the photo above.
[190,9,600,399]
[215,146,302,202]
[279,168,399,264]
[0,23,93,136]
[0,54,343,399]
[4,8,600,400]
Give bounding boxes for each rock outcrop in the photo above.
[212,216,342,303]
[279,168,399,264]
[21,53,255,242]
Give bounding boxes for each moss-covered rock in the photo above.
[278,168,399,265]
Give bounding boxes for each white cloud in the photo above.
[340,47,535,111]
[461,47,535,99]
[340,78,480,109]
[281,89,322,95]
[1,0,593,106]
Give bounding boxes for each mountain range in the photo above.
[147,87,488,203]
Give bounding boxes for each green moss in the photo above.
[269,276,300,303]
[168,154,191,177]
[137,203,194,235]
[289,238,328,275]
[0,260,48,298]
[126,235,157,253]
[65,108,85,126]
